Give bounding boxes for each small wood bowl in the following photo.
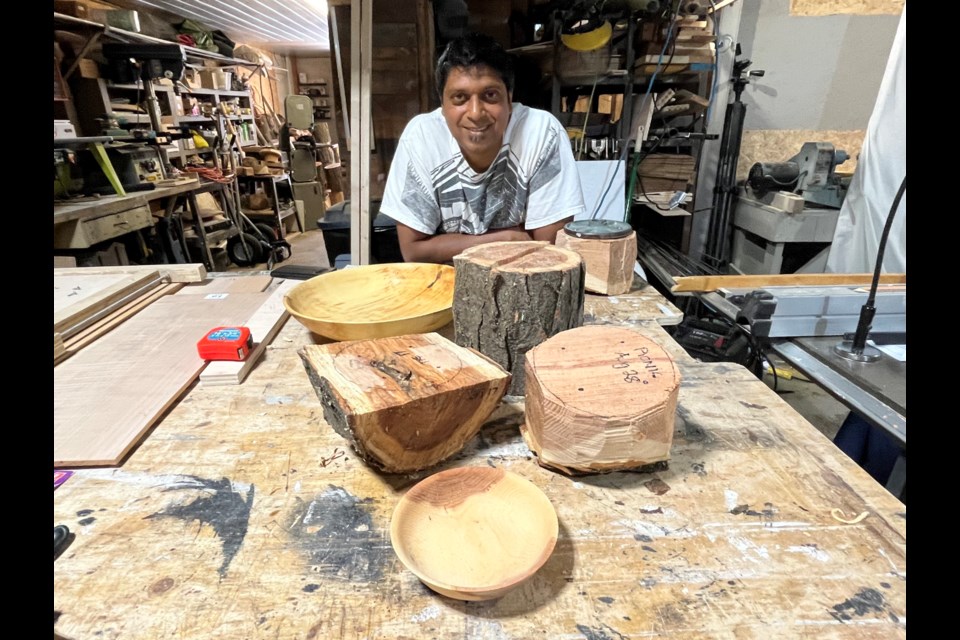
[390,466,558,601]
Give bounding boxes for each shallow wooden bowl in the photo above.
[390,467,558,601]
[283,263,455,341]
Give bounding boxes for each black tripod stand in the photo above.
[703,46,764,271]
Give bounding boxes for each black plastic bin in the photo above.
[318,199,404,267]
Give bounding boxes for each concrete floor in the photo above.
[761,358,850,442]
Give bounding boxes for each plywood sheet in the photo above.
[54,292,269,467]
[791,0,903,16]
[739,129,865,181]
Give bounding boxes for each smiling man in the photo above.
[380,32,585,264]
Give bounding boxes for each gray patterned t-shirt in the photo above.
[380,104,585,235]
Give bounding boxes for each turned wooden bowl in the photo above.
[390,467,559,601]
[283,263,455,341]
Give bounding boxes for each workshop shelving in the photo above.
[70,76,260,167]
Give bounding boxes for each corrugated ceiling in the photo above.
[119,0,330,53]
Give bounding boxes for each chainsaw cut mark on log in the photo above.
[462,241,548,269]
[454,241,585,395]
[299,333,511,473]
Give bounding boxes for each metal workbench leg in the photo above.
[886,453,906,502]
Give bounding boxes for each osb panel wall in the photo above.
[790,0,904,16]
[738,130,865,181]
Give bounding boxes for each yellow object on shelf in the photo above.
[561,20,612,52]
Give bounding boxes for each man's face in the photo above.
[441,65,512,172]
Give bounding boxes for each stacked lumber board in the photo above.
[199,279,299,386]
[54,290,271,467]
[636,153,696,194]
[53,265,206,364]
[636,13,716,74]
[54,275,301,467]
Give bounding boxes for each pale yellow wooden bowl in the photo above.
[390,467,559,601]
[283,263,455,341]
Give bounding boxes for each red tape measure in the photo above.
[197,326,254,361]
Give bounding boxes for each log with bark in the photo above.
[298,332,511,473]
[453,241,585,395]
[522,325,682,474]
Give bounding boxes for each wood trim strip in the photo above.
[671,273,907,293]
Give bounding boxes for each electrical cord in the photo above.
[183,166,236,184]
[623,4,681,220]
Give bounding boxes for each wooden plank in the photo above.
[58,283,185,364]
[584,275,684,327]
[54,333,66,361]
[54,271,165,338]
[175,275,273,295]
[54,255,77,268]
[672,273,907,293]
[53,264,207,283]
[53,292,269,467]
[199,280,297,386]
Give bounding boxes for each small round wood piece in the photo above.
[390,467,558,601]
[555,224,637,295]
[453,241,585,395]
[522,325,682,474]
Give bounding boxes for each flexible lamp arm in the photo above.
[849,175,906,353]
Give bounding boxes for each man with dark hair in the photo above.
[380,32,585,263]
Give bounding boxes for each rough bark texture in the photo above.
[453,242,585,395]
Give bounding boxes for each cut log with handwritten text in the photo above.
[298,332,511,473]
[453,241,585,395]
[522,325,682,475]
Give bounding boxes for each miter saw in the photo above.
[730,142,852,275]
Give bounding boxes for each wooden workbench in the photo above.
[53,180,204,226]
[53,281,905,639]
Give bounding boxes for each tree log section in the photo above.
[453,241,585,395]
[555,230,637,295]
[523,325,682,474]
[298,332,510,473]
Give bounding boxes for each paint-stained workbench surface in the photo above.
[53,297,905,639]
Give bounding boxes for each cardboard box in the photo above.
[54,0,88,19]
[199,69,232,90]
[76,58,100,79]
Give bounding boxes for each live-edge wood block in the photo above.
[522,325,682,475]
[298,332,511,474]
